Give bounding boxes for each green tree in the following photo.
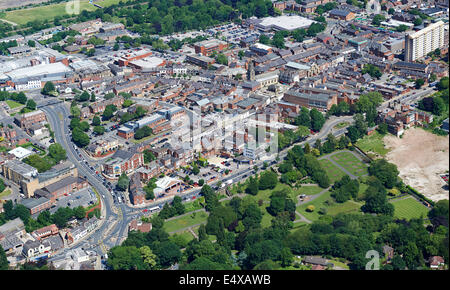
[26,99,36,111]
[92,116,101,126]
[415,78,425,89]
[246,176,259,195]
[0,245,9,270]
[140,246,157,269]
[117,173,130,191]
[134,126,153,139]
[258,171,278,190]
[42,82,56,95]
[48,143,67,163]
[107,246,146,270]
[368,159,399,189]
[94,126,106,135]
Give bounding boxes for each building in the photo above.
[194,39,228,56]
[2,160,79,198]
[102,148,144,178]
[129,219,152,233]
[69,19,103,36]
[8,147,33,160]
[31,224,59,241]
[21,197,52,215]
[34,176,89,203]
[154,176,182,197]
[185,54,215,68]
[85,137,120,157]
[404,21,445,62]
[253,15,316,31]
[1,160,39,187]
[282,90,337,111]
[117,49,153,66]
[429,256,445,269]
[22,239,51,261]
[329,9,355,21]
[129,173,146,205]
[14,110,47,129]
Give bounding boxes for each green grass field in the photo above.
[329,151,368,177]
[390,196,430,220]
[170,230,196,244]
[163,211,209,233]
[318,158,347,183]
[296,190,364,222]
[356,132,390,158]
[326,200,363,216]
[0,189,11,199]
[5,100,23,109]
[296,191,332,222]
[259,204,273,228]
[296,185,324,196]
[184,198,204,213]
[0,0,129,25]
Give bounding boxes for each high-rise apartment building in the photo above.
[404,21,445,62]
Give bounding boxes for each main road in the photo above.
[42,101,353,256]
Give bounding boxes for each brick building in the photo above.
[102,148,144,178]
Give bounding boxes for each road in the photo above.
[42,101,354,258]
[380,86,436,108]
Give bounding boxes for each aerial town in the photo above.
[0,0,448,273]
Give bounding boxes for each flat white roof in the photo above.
[129,56,165,69]
[408,21,444,39]
[257,15,316,31]
[252,43,272,51]
[5,62,72,80]
[286,61,311,70]
[8,147,33,159]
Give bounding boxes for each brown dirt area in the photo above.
[0,0,50,10]
[384,128,449,202]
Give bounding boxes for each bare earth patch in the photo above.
[0,0,50,10]
[384,128,449,202]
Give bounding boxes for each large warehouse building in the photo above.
[253,15,316,32]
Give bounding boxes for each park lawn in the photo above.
[171,230,196,243]
[318,158,346,183]
[259,204,274,228]
[296,191,332,222]
[184,198,204,213]
[0,0,128,25]
[5,100,23,109]
[390,196,430,220]
[328,259,350,270]
[291,221,308,232]
[295,185,324,196]
[356,132,390,158]
[356,182,369,200]
[163,211,209,233]
[0,189,11,199]
[253,183,294,201]
[326,200,363,216]
[329,151,368,177]
[334,122,349,129]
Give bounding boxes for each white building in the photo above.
[404,21,446,62]
[8,147,33,160]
